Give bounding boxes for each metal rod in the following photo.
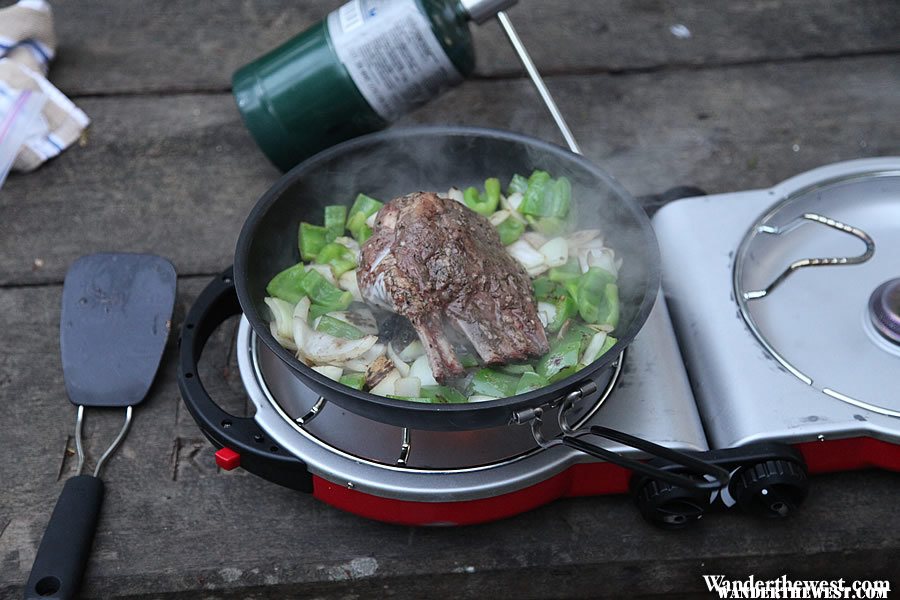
[496,11,582,155]
[93,406,133,478]
[74,404,86,476]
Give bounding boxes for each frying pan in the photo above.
[182,126,728,490]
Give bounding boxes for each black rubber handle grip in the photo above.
[563,426,731,491]
[24,475,104,599]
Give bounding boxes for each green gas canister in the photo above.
[233,0,518,171]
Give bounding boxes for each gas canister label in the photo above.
[327,0,463,122]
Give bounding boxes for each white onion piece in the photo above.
[537,301,557,329]
[579,247,618,277]
[539,237,568,267]
[264,297,295,340]
[469,395,499,403]
[409,355,439,387]
[386,343,411,377]
[446,187,465,205]
[566,229,602,248]
[292,297,377,364]
[365,211,378,228]
[526,264,550,277]
[581,332,608,364]
[507,239,546,270]
[394,377,421,398]
[397,340,425,362]
[338,269,364,302]
[523,231,549,249]
[489,209,511,226]
[312,365,343,381]
[370,369,401,396]
[334,236,360,258]
[329,309,378,335]
[307,263,337,285]
[502,191,524,213]
[269,321,297,351]
[338,342,385,372]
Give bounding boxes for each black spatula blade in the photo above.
[59,253,176,407]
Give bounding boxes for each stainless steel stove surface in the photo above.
[654,157,900,450]
[236,290,708,502]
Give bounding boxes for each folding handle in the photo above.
[24,475,104,600]
[562,426,731,491]
[177,268,313,492]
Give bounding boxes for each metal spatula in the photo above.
[24,253,176,600]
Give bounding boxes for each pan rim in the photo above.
[234,125,660,427]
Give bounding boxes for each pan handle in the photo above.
[177,268,313,492]
[561,426,730,491]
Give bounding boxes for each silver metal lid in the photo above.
[459,0,518,24]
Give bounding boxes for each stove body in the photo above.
[183,158,900,526]
[654,158,900,475]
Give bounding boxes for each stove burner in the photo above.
[869,278,900,345]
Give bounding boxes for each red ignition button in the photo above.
[215,447,241,470]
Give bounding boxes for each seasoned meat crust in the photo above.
[357,192,549,382]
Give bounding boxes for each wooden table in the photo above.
[2,1,899,597]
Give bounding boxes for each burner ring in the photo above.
[869,278,900,345]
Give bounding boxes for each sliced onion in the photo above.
[566,229,603,248]
[338,342,385,372]
[307,263,337,285]
[397,340,425,362]
[537,301,557,329]
[502,191,524,213]
[394,376,421,398]
[526,264,550,277]
[264,297,295,341]
[581,332,608,365]
[409,355,438,387]
[579,247,618,277]
[338,269,364,302]
[312,365,343,381]
[269,321,297,351]
[539,237,568,268]
[489,209,511,226]
[523,231,549,249]
[446,187,465,205]
[292,297,377,364]
[507,239,546,270]
[365,212,378,228]
[370,369,401,396]
[469,395,499,403]
[386,342,411,377]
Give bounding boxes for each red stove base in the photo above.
[313,462,632,526]
[312,437,900,526]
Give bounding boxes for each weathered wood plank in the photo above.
[46,0,900,96]
[2,55,898,286]
[1,280,898,599]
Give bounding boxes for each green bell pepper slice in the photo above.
[420,385,468,404]
[323,205,347,242]
[471,368,520,398]
[299,269,353,311]
[315,315,364,340]
[576,267,618,325]
[266,262,307,304]
[339,372,366,390]
[298,222,329,261]
[520,171,572,219]
[316,242,357,277]
[507,173,529,196]
[532,276,561,300]
[348,193,383,222]
[463,179,501,217]
[515,371,549,394]
[495,214,525,245]
[549,258,581,283]
[536,326,585,379]
[547,294,576,333]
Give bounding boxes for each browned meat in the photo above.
[357,192,549,382]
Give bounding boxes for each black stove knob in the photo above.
[730,459,808,518]
[633,477,710,529]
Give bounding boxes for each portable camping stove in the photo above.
[178,157,900,528]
